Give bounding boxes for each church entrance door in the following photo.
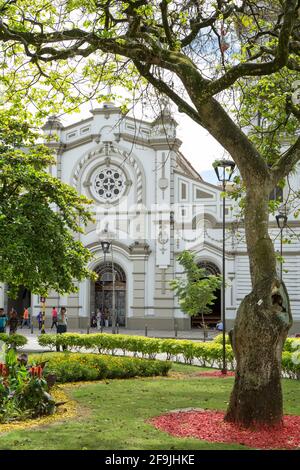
[191,261,221,329]
[94,263,126,327]
[7,286,31,321]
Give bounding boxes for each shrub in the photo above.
[213,334,230,345]
[37,333,299,379]
[282,351,300,379]
[160,339,184,360]
[29,353,171,383]
[0,333,27,348]
[283,338,300,352]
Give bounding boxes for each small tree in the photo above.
[0,107,96,297]
[170,251,222,320]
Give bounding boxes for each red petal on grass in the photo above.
[197,371,235,378]
[150,410,300,449]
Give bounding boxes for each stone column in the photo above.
[126,242,151,329]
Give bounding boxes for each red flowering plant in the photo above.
[0,345,55,423]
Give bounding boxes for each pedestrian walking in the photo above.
[96,308,102,330]
[56,307,67,351]
[21,307,30,328]
[8,308,18,335]
[90,312,97,328]
[51,306,58,329]
[104,308,109,328]
[0,308,7,333]
[37,311,43,330]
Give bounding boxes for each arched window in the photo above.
[197,261,220,276]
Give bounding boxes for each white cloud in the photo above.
[175,112,225,173]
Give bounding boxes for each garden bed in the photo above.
[150,409,300,450]
[0,386,77,434]
[29,352,172,383]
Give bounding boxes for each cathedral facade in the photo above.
[1,102,300,332]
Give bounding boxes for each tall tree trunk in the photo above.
[225,183,293,428]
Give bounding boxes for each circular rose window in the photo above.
[91,165,127,203]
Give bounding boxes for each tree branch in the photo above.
[203,0,298,98]
[133,59,204,126]
[181,4,235,47]
[271,137,300,182]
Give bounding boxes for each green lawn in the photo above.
[0,363,299,450]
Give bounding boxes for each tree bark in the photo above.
[225,183,293,428]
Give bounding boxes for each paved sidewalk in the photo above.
[15,327,218,353]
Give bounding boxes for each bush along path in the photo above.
[28,353,171,383]
[38,333,300,379]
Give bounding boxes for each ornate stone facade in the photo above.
[1,102,300,332]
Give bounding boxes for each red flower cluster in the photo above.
[0,362,8,377]
[29,366,43,378]
[151,410,300,450]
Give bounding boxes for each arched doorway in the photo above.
[7,286,31,320]
[94,262,126,327]
[191,261,221,329]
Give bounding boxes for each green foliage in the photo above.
[0,333,27,348]
[29,352,171,383]
[282,351,300,380]
[237,71,299,165]
[0,346,55,423]
[38,333,163,360]
[213,334,231,345]
[283,337,300,352]
[37,333,300,378]
[170,251,222,316]
[0,107,96,297]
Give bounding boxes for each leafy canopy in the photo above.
[0,106,96,297]
[0,1,298,190]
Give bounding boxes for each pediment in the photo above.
[175,152,202,181]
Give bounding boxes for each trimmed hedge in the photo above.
[212,334,231,345]
[0,333,27,348]
[29,352,171,383]
[213,334,300,353]
[283,337,300,352]
[38,332,300,378]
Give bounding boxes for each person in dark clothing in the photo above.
[56,307,67,351]
[0,308,7,333]
[37,311,43,330]
[8,308,18,335]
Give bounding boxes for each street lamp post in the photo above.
[40,296,46,334]
[276,212,288,281]
[213,159,236,375]
[111,243,116,334]
[100,241,111,330]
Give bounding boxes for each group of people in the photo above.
[0,305,68,335]
[0,307,31,335]
[41,306,68,333]
[90,308,110,329]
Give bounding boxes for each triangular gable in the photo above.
[175,151,202,181]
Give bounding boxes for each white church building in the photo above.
[1,102,300,333]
